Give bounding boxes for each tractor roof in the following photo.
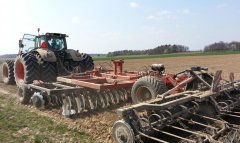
[45,33,68,38]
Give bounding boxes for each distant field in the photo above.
[93,51,240,61]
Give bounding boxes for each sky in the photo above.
[0,0,240,54]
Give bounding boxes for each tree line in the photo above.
[204,41,240,52]
[107,44,189,57]
[107,41,240,57]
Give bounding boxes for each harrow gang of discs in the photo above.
[17,60,144,117]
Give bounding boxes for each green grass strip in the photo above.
[93,51,240,61]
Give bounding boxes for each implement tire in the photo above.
[2,60,15,84]
[14,53,40,86]
[131,76,167,104]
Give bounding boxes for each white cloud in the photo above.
[129,2,139,8]
[71,16,80,24]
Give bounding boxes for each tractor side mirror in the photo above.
[19,40,24,48]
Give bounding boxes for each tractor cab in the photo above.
[19,33,68,54]
[40,33,68,51]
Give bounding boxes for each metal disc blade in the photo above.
[75,95,84,113]
[98,93,106,108]
[107,90,116,105]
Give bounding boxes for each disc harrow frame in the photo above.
[20,60,146,116]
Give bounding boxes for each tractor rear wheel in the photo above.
[2,60,15,84]
[35,53,57,82]
[131,76,167,104]
[81,54,94,71]
[14,53,40,86]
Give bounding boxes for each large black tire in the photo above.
[2,60,15,84]
[14,53,40,86]
[35,53,57,82]
[17,85,32,104]
[42,61,57,82]
[131,76,167,104]
[81,54,94,71]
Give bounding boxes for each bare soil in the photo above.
[1,54,240,143]
[96,54,240,79]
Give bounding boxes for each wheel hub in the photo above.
[17,62,24,80]
[116,128,129,142]
[136,86,151,102]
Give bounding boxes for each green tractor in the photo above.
[2,32,94,86]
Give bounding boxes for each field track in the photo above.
[1,54,240,143]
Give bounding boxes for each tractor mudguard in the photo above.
[35,49,57,62]
[65,49,83,61]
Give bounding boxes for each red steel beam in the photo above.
[57,77,134,90]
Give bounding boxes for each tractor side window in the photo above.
[21,34,36,53]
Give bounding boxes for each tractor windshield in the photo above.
[46,36,66,51]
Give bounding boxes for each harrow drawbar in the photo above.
[112,71,240,143]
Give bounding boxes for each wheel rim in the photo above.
[2,64,8,79]
[17,62,24,80]
[112,120,134,143]
[136,86,152,102]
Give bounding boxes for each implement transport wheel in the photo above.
[14,53,40,86]
[112,120,135,143]
[81,54,94,71]
[131,76,167,104]
[17,86,32,104]
[2,60,15,84]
